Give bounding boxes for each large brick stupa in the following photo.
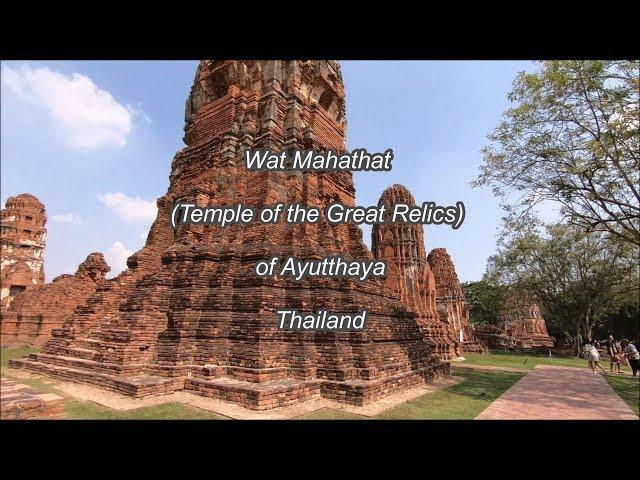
[13,61,448,409]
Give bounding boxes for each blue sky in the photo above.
[1,60,534,282]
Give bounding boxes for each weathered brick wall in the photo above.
[1,253,111,346]
[1,313,68,347]
[0,252,110,345]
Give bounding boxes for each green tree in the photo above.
[594,301,640,340]
[485,217,639,354]
[474,60,640,246]
[461,280,507,326]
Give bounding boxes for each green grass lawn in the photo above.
[1,345,39,368]
[298,368,524,420]
[461,350,592,370]
[604,375,640,416]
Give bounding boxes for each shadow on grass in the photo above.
[604,375,640,417]
[1,345,40,368]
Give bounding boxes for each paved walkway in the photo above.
[476,365,637,420]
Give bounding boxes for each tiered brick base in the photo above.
[462,340,486,354]
[9,355,180,397]
[0,378,64,419]
[11,355,450,410]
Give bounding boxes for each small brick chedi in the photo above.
[1,194,46,307]
[13,60,448,410]
[426,248,485,353]
[1,253,110,346]
[476,297,554,350]
[372,185,461,359]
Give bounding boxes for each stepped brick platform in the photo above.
[427,248,485,354]
[12,60,449,410]
[0,378,64,419]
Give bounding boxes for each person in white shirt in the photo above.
[620,339,640,377]
[582,338,606,373]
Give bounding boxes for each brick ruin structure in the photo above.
[426,248,485,353]
[13,60,449,410]
[1,253,110,346]
[501,303,554,349]
[476,296,554,351]
[372,184,461,359]
[1,194,46,308]
[1,378,64,419]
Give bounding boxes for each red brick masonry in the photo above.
[1,253,110,346]
[0,378,64,419]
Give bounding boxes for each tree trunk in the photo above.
[576,322,582,357]
[584,311,593,340]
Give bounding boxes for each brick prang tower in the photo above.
[1,194,46,307]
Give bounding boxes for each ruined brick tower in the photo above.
[475,295,555,351]
[371,185,459,359]
[427,248,485,353]
[14,61,448,409]
[1,194,46,307]
[498,295,554,349]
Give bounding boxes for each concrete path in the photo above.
[476,365,637,420]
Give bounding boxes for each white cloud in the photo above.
[51,213,82,224]
[106,241,133,276]
[97,192,156,224]
[129,102,152,124]
[1,64,132,149]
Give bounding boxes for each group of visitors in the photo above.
[582,335,640,377]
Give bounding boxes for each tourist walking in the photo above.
[620,339,640,378]
[606,335,623,373]
[582,338,607,373]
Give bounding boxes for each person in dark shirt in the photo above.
[606,335,622,373]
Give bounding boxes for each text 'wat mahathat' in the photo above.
[1,60,555,411]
